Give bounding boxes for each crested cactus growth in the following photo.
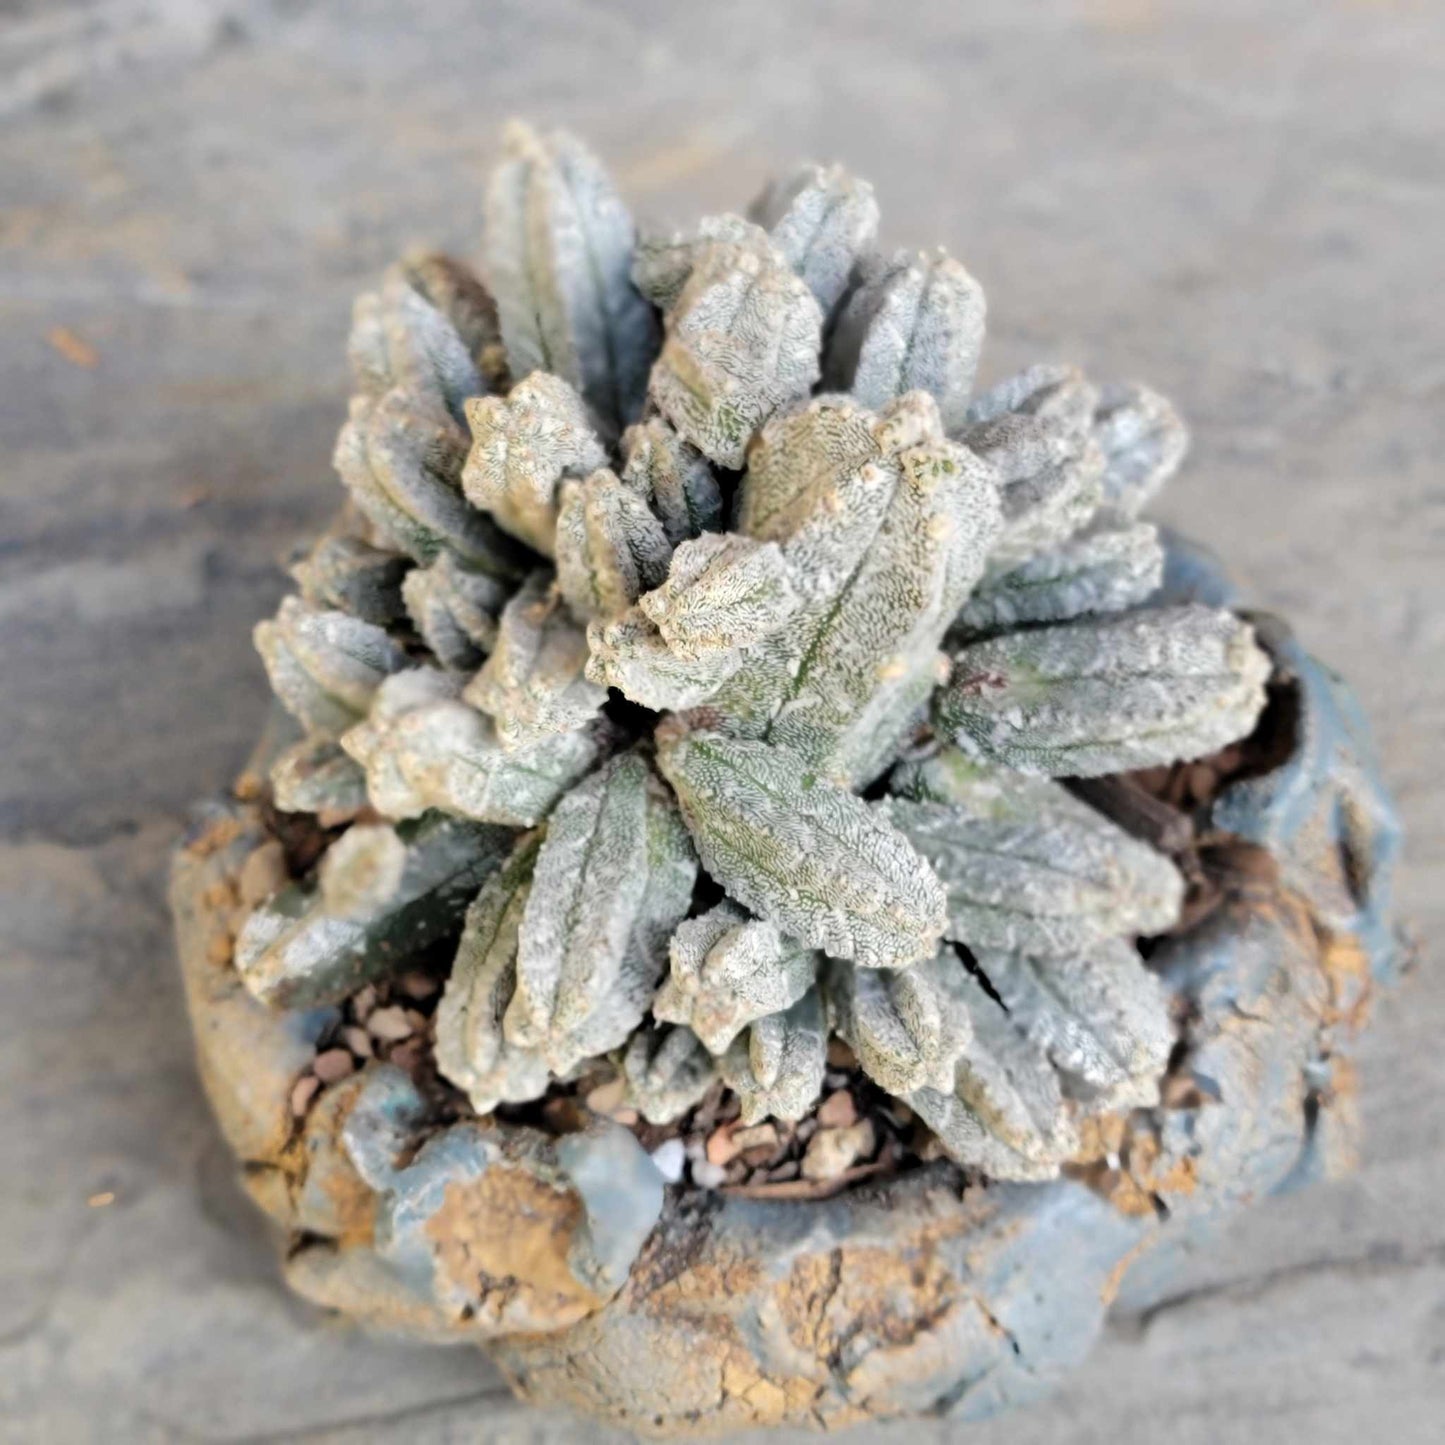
[503,750,696,1074]
[239,124,1275,1185]
[235,812,513,1009]
[824,247,986,431]
[656,902,820,1054]
[935,603,1271,777]
[720,986,830,1126]
[621,1023,719,1125]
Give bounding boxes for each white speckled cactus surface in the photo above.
[164,117,1410,1437]
[236,121,1276,1183]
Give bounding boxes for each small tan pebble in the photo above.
[706,1123,742,1167]
[1186,762,1218,804]
[731,1123,778,1153]
[801,1120,877,1182]
[397,971,439,1001]
[206,934,234,966]
[691,1159,727,1189]
[312,1048,355,1085]
[585,1077,627,1114]
[289,1074,322,1117]
[612,1107,639,1127]
[351,985,377,1021]
[237,840,289,906]
[402,1008,429,1032]
[815,1090,857,1129]
[826,1038,859,1069]
[366,1005,414,1042]
[340,1025,374,1059]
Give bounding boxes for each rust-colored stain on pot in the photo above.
[426,1165,602,1327]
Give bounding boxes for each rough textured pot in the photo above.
[173,592,1401,1438]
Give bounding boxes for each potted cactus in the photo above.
[173,123,1402,1436]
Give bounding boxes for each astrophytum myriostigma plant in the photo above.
[235,121,1272,1183]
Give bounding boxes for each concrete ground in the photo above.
[1,2,1441,1440]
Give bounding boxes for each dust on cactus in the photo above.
[235,120,1272,1185]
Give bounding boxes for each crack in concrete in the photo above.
[1120,1238,1445,1337]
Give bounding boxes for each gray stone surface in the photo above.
[1,2,1440,1440]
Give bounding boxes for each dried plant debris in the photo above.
[237,123,1275,1187]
